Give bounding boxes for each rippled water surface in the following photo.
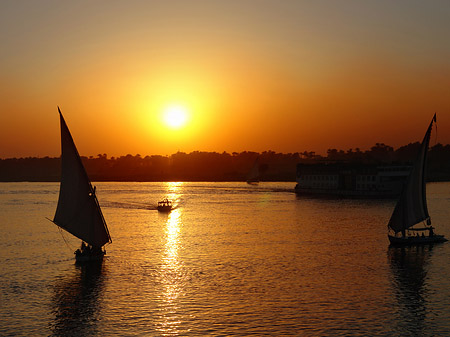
[1,182,450,336]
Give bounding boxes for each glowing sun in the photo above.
[162,104,189,129]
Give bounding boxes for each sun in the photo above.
[162,104,189,129]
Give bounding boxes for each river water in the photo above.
[1,181,450,336]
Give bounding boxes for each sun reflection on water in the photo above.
[158,189,184,335]
[164,182,184,208]
[162,208,182,283]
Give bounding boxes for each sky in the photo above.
[1,0,449,158]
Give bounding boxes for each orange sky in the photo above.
[1,1,449,158]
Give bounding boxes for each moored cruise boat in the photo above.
[294,162,410,198]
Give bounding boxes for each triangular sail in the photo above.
[53,107,111,247]
[247,157,259,182]
[388,114,435,233]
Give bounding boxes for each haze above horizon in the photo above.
[1,1,449,159]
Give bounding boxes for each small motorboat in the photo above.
[157,198,173,212]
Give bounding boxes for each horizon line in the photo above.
[1,140,448,160]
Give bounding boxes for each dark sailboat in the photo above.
[246,157,259,185]
[50,107,112,261]
[388,114,447,245]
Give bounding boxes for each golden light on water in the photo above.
[162,183,183,274]
[164,209,181,263]
[158,184,184,334]
[162,208,182,300]
[166,181,184,201]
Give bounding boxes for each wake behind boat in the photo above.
[388,114,447,245]
[49,107,112,262]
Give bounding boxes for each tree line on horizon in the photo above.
[1,142,450,182]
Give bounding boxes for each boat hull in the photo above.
[75,249,106,262]
[157,206,172,212]
[388,234,447,245]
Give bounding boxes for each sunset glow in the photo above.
[0,1,450,158]
[162,105,189,129]
[3,2,450,334]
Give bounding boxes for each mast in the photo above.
[53,107,111,247]
[388,114,435,233]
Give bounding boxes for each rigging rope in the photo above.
[58,226,75,252]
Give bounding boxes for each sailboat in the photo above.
[388,113,447,245]
[50,107,112,262]
[246,157,259,185]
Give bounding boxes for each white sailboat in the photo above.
[50,107,112,261]
[388,113,447,245]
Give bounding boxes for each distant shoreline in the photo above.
[2,144,450,182]
[2,178,450,183]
